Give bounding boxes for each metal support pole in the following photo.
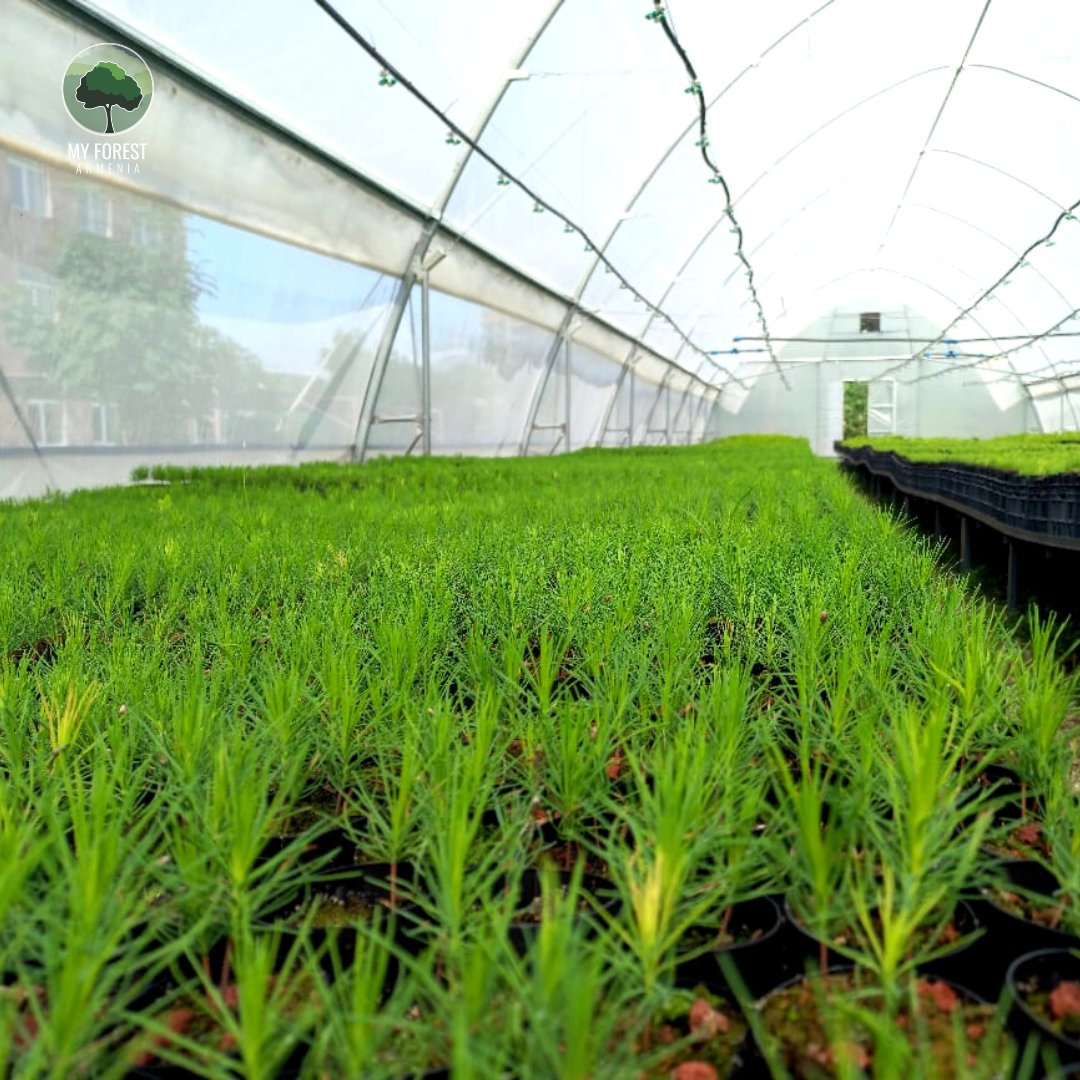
[642,369,674,443]
[668,383,692,443]
[628,368,635,447]
[520,314,574,456]
[960,516,972,572]
[665,384,672,444]
[564,340,572,453]
[1007,540,1020,612]
[421,271,432,456]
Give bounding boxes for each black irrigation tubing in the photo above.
[876,193,1080,383]
[735,331,1080,345]
[648,0,789,390]
[906,307,1080,388]
[311,0,739,387]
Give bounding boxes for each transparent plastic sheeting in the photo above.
[5,0,1080,498]
[71,0,1080,388]
[0,0,715,498]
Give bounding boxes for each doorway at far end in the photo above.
[843,380,868,439]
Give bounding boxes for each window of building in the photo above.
[188,414,219,444]
[91,402,119,445]
[26,400,66,447]
[7,157,49,218]
[78,187,111,236]
[17,265,54,318]
[130,204,165,248]
[859,312,882,333]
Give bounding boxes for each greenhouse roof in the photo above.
[72,0,1080,385]
[2,0,1080,494]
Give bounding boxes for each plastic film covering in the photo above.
[7,0,1080,499]
[1,0,713,497]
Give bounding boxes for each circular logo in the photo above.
[63,43,153,136]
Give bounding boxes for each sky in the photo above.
[186,213,391,374]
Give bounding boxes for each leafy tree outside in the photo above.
[843,380,869,440]
[4,203,268,445]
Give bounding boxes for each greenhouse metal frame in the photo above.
[4,0,1080,495]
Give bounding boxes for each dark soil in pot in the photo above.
[983,822,1053,861]
[981,859,1074,934]
[533,822,617,879]
[255,825,360,873]
[746,969,1011,1079]
[959,763,1047,853]
[1007,949,1080,1067]
[262,860,426,972]
[675,895,785,999]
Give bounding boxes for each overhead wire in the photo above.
[311,0,742,388]
[904,303,1080,387]
[646,0,789,389]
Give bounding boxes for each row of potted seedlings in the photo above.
[6,441,1080,1077]
[103,745,1080,1078]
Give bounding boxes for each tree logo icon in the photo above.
[63,43,153,136]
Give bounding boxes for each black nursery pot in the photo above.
[782,897,980,984]
[1007,949,1080,1067]
[255,825,359,873]
[732,967,993,1080]
[970,859,1080,999]
[675,895,785,1000]
[499,869,619,954]
[260,861,426,980]
[958,763,1045,840]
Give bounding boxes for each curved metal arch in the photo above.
[602,68,954,345]
[925,149,1065,211]
[876,0,994,252]
[904,204,1076,315]
[731,152,916,269]
[727,68,952,215]
[519,0,843,430]
[708,145,1075,296]
[681,66,1073,313]
[354,0,569,459]
[968,64,1080,109]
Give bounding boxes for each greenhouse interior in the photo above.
[7,0,1080,1076]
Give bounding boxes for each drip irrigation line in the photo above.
[905,305,1080,387]
[647,0,788,389]
[734,331,1080,345]
[311,0,739,387]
